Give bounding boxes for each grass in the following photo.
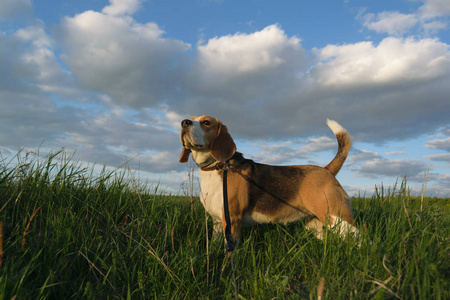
[0,149,449,299]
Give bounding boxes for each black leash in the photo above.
[222,163,238,300]
[222,162,235,252]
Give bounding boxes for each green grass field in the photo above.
[0,150,449,299]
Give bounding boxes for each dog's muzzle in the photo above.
[180,120,201,149]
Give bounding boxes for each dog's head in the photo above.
[179,115,236,164]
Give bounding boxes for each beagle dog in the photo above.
[179,115,359,245]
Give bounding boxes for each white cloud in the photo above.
[13,24,75,94]
[419,0,450,19]
[196,24,304,74]
[57,10,190,108]
[102,0,144,16]
[314,37,450,86]
[425,137,450,151]
[359,0,450,36]
[422,20,448,35]
[174,24,311,139]
[301,36,450,143]
[185,24,307,100]
[357,158,431,179]
[0,21,73,95]
[362,11,418,36]
[172,30,450,144]
[164,110,187,130]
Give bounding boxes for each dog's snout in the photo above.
[181,119,193,128]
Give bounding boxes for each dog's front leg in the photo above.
[221,209,242,249]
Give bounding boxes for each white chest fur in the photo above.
[199,170,223,220]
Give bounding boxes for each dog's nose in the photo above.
[181,119,193,128]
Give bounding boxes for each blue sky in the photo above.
[1,0,450,196]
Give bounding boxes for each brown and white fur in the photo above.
[179,115,359,245]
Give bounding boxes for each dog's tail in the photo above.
[324,119,351,176]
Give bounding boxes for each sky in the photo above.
[1,0,449,196]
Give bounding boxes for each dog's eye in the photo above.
[202,120,211,126]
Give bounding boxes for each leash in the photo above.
[202,160,238,299]
[222,162,235,252]
[201,160,235,251]
[222,163,238,300]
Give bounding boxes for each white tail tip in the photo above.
[327,119,346,134]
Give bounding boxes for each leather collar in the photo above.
[200,161,227,171]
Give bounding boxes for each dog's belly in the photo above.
[242,212,271,225]
[199,170,223,219]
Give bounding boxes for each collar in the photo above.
[196,156,217,169]
[200,161,227,171]
[198,152,237,171]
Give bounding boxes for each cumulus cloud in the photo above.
[0,21,71,95]
[57,10,190,108]
[362,11,418,36]
[314,37,450,86]
[359,0,450,36]
[195,24,304,74]
[184,24,306,100]
[172,24,312,138]
[419,0,450,19]
[423,20,448,35]
[102,0,144,16]
[172,29,450,143]
[14,24,75,94]
[304,36,450,142]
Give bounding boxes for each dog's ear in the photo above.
[179,147,191,163]
[209,122,236,162]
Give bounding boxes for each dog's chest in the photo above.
[199,170,223,219]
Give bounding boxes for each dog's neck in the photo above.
[192,150,217,168]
